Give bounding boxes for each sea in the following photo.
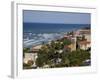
[23,23,90,48]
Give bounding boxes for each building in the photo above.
[23,53,37,65]
[63,35,77,52]
[23,45,42,67]
[76,29,90,35]
[79,29,90,35]
[78,40,91,50]
[75,29,90,37]
[75,28,91,50]
[84,34,91,42]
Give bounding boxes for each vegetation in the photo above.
[23,48,30,53]
[23,48,30,58]
[35,38,90,68]
[68,49,90,66]
[63,39,71,45]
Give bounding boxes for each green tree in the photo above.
[67,49,90,66]
[63,39,71,46]
[23,48,30,53]
[23,48,30,58]
[36,46,49,67]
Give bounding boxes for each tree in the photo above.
[23,48,30,53]
[36,38,91,68]
[23,48,30,58]
[67,49,90,66]
[36,57,44,67]
[36,46,49,67]
[63,39,71,45]
[51,41,56,48]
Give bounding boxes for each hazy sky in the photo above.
[23,10,91,24]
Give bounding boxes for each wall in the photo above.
[0,0,99,80]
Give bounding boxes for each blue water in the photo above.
[23,23,90,48]
[23,23,90,33]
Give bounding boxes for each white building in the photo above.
[84,34,91,42]
[78,41,91,50]
[24,53,38,66]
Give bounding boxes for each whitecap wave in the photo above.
[23,33,64,48]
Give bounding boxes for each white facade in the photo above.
[79,42,91,50]
[24,53,37,64]
[84,34,91,42]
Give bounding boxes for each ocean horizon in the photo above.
[23,23,90,33]
[23,23,90,48]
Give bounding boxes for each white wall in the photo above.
[0,0,100,80]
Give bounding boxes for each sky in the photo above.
[23,10,91,24]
